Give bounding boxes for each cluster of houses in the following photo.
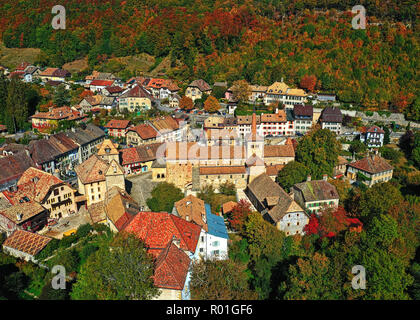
[0,61,397,300]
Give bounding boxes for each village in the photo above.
[0,61,418,300]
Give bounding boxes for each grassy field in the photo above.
[0,42,41,69]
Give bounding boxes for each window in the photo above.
[212,241,219,247]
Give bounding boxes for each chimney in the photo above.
[172,236,181,248]
[275,108,278,114]
[307,175,311,182]
[126,202,130,209]
[16,213,23,221]
[281,77,284,82]
[323,174,328,181]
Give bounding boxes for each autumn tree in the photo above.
[228,199,252,233]
[231,80,251,103]
[203,95,221,113]
[146,182,184,213]
[179,96,194,111]
[299,74,317,92]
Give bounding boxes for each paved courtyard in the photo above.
[126,171,158,211]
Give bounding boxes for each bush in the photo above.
[79,244,99,262]
[76,224,93,238]
[36,239,60,261]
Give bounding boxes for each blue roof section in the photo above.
[205,204,229,239]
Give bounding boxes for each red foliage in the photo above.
[300,74,317,92]
[228,199,251,232]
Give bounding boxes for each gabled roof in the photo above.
[104,86,123,94]
[360,125,385,134]
[120,143,163,166]
[74,154,109,184]
[90,80,114,87]
[294,104,313,117]
[2,230,51,257]
[64,124,105,146]
[14,167,65,203]
[348,155,393,174]
[120,85,153,100]
[153,240,191,290]
[97,139,119,156]
[127,124,158,140]
[246,173,304,223]
[293,180,339,203]
[104,119,131,129]
[105,187,139,231]
[0,200,46,224]
[320,107,343,123]
[174,195,207,232]
[151,116,179,133]
[261,110,287,123]
[27,139,61,165]
[188,79,211,92]
[0,151,35,185]
[123,211,201,258]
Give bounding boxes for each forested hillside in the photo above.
[0,0,418,112]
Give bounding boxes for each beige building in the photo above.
[291,176,340,214]
[185,79,212,102]
[126,124,158,146]
[119,85,153,112]
[8,167,77,220]
[96,139,120,163]
[75,154,125,206]
[347,155,394,187]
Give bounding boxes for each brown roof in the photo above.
[320,107,343,123]
[294,104,313,117]
[174,195,208,232]
[151,116,179,133]
[188,79,211,92]
[0,200,46,224]
[246,173,303,223]
[265,164,285,176]
[261,110,287,123]
[128,124,158,140]
[120,143,163,166]
[3,230,52,256]
[120,85,153,100]
[348,155,393,174]
[74,155,109,184]
[105,187,139,231]
[237,115,261,125]
[166,142,246,161]
[87,201,106,224]
[264,144,295,158]
[97,139,119,156]
[222,201,237,214]
[293,180,339,202]
[0,151,36,186]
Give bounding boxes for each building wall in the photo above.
[199,173,247,192]
[152,167,167,182]
[119,97,151,112]
[126,131,156,146]
[154,288,182,300]
[43,184,77,219]
[83,180,107,206]
[276,211,308,236]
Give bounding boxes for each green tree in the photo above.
[53,85,71,107]
[190,259,257,300]
[146,182,184,213]
[296,128,341,179]
[276,161,310,192]
[71,233,158,300]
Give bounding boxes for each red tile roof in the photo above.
[2,230,51,257]
[104,119,131,129]
[123,211,201,257]
[127,124,158,140]
[153,240,191,290]
[90,80,115,87]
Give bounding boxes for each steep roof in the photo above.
[360,125,385,134]
[97,139,119,156]
[294,104,313,117]
[0,151,35,186]
[120,143,163,166]
[105,187,139,231]
[153,240,191,290]
[123,211,201,258]
[0,200,45,224]
[188,79,211,92]
[3,230,51,257]
[64,124,105,146]
[90,80,114,87]
[320,107,343,123]
[247,173,303,223]
[293,180,339,202]
[14,167,65,203]
[27,139,61,165]
[120,85,153,100]
[174,195,208,232]
[151,116,179,133]
[127,124,158,140]
[348,155,393,174]
[261,110,287,123]
[74,154,109,184]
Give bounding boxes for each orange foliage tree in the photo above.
[204,96,221,113]
[179,96,194,111]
